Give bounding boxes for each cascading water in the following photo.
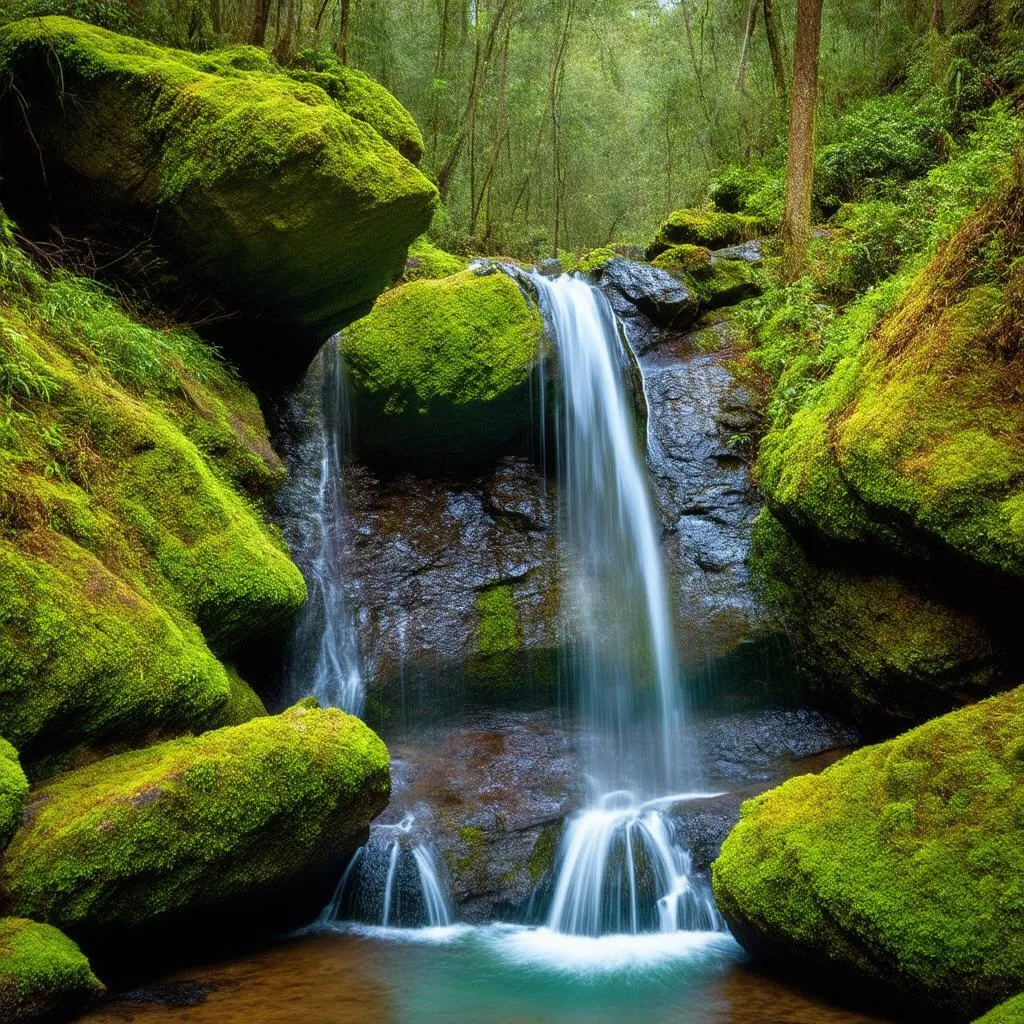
[319,814,454,929]
[279,336,364,715]
[531,272,722,938]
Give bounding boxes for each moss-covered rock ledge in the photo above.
[0,703,389,939]
[0,918,102,1023]
[713,685,1024,1019]
[342,267,546,462]
[0,17,438,367]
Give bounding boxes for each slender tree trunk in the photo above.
[781,0,823,281]
[336,0,352,63]
[931,0,945,32]
[763,0,787,99]
[251,0,272,45]
[735,0,759,93]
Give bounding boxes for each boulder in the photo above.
[0,17,438,369]
[651,244,763,309]
[752,512,1005,725]
[0,918,103,1023]
[341,268,546,462]
[0,209,305,776]
[713,685,1024,1019]
[757,179,1024,579]
[402,236,468,283]
[648,208,763,258]
[0,703,389,938]
[0,746,26,855]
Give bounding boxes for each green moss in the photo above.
[288,49,425,163]
[751,512,1003,723]
[0,703,390,933]
[0,918,102,1022]
[577,247,618,274]
[0,208,304,776]
[402,236,468,283]
[0,17,437,352]
[475,584,522,657]
[653,246,762,310]
[214,668,268,728]
[527,823,560,885]
[341,268,546,461]
[757,173,1024,578]
[976,995,1024,1024]
[648,208,763,259]
[0,742,27,854]
[713,684,1024,1018]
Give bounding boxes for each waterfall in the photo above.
[279,335,363,715]
[531,273,719,938]
[320,815,455,929]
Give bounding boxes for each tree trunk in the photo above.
[781,0,823,281]
[734,0,759,93]
[763,0,787,99]
[251,0,272,45]
[931,0,945,33]
[337,0,352,63]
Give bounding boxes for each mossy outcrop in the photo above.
[648,208,763,258]
[0,17,437,366]
[0,746,27,856]
[342,268,546,462]
[752,512,1004,724]
[652,244,763,309]
[0,918,102,1023]
[0,210,305,776]
[977,995,1024,1024]
[402,236,468,283]
[758,180,1024,578]
[0,703,389,937]
[713,685,1024,1019]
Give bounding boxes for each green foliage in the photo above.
[341,268,545,461]
[713,685,1024,1018]
[0,703,390,932]
[653,247,763,309]
[0,918,103,1022]
[0,17,437,350]
[815,94,941,209]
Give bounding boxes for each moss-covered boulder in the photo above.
[752,512,1004,724]
[402,236,468,283]
[0,702,389,937]
[648,208,763,258]
[757,179,1024,579]
[977,995,1024,1024]
[342,268,546,462]
[0,746,26,856]
[713,685,1024,1018]
[0,210,304,776]
[652,244,763,309]
[0,17,437,366]
[0,918,102,1023]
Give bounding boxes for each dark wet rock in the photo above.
[712,239,764,264]
[642,332,774,672]
[538,258,564,278]
[590,258,698,354]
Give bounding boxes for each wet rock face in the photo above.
[341,458,563,726]
[641,331,772,675]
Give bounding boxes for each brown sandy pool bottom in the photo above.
[75,925,915,1024]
